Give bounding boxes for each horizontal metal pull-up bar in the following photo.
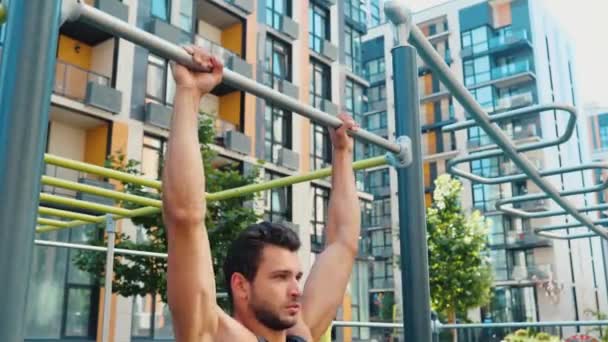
[64,1,406,159]
[406,24,608,240]
[533,219,608,240]
[36,156,389,233]
[331,320,608,329]
[39,206,100,223]
[34,239,168,258]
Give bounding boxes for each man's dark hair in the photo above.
[223,221,301,300]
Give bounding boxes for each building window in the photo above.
[467,86,495,145]
[310,58,331,109]
[471,158,502,211]
[484,286,538,323]
[309,2,329,53]
[487,214,511,246]
[345,25,363,76]
[371,197,391,227]
[461,26,489,55]
[344,0,365,24]
[151,0,170,21]
[366,84,386,112]
[370,260,393,289]
[598,114,608,150]
[364,57,385,84]
[369,0,381,27]
[311,124,331,170]
[265,0,291,30]
[146,54,176,106]
[264,104,291,163]
[25,226,99,339]
[370,228,391,258]
[366,169,389,196]
[178,0,193,32]
[264,171,292,222]
[463,55,491,86]
[141,135,166,180]
[311,185,330,246]
[131,294,174,339]
[364,111,387,131]
[345,78,366,163]
[264,35,291,86]
[489,249,508,281]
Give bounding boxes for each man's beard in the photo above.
[250,299,297,331]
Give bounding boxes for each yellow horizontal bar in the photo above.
[41,176,162,208]
[44,154,162,190]
[38,206,100,223]
[37,218,70,227]
[39,193,133,216]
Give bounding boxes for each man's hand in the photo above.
[171,45,224,98]
[328,113,359,153]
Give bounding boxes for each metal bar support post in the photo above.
[0,1,62,340]
[386,2,432,340]
[102,215,116,342]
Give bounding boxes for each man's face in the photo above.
[248,245,303,330]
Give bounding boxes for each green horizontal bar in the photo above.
[44,154,162,190]
[39,193,133,216]
[207,156,388,202]
[36,155,389,234]
[38,206,100,223]
[37,218,69,227]
[42,176,161,208]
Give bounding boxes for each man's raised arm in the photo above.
[162,46,223,342]
[299,114,361,340]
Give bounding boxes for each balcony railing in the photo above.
[491,60,533,80]
[510,264,553,282]
[371,278,394,290]
[506,230,552,248]
[494,92,534,112]
[489,29,530,51]
[54,60,110,102]
[420,105,455,126]
[195,35,239,65]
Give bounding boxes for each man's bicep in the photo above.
[301,244,356,340]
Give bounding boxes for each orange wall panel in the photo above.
[221,23,243,56]
[219,91,242,127]
[84,125,108,167]
[57,35,92,69]
[494,2,512,27]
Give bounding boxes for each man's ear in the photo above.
[231,272,250,300]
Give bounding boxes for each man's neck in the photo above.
[234,311,287,342]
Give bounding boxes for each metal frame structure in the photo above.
[0,0,606,341]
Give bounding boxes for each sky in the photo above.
[407,0,608,108]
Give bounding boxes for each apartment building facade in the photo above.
[360,0,608,334]
[10,0,382,341]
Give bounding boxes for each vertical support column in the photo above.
[102,215,116,342]
[385,2,432,340]
[0,1,62,341]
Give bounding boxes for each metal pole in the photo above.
[331,320,608,329]
[386,2,432,340]
[0,1,62,340]
[64,2,401,154]
[35,239,169,258]
[407,24,608,240]
[102,215,116,342]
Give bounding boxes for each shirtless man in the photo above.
[162,46,361,342]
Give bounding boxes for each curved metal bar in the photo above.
[536,218,608,232]
[443,104,577,184]
[494,164,608,216]
[536,230,599,240]
[532,218,608,240]
[497,202,608,219]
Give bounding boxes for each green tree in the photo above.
[427,175,493,340]
[73,116,260,306]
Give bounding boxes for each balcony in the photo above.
[422,132,458,157]
[509,264,554,282]
[419,49,452,75]
[501,158,543,175]
[61,0,128,45]
[195,36,253,95]
[489,60,536,89]
[220,0,254,15]
[519,199,550,212]
[344,7,367,33]
[494,92,535,112]
[366,71,386,85]
[421,105,456,129]
[208,116,251,155]
[461,29,532,59]
[371,246,393,260]
[54,60,122,114]
[512,122,541,141]
[506,230,553,249]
